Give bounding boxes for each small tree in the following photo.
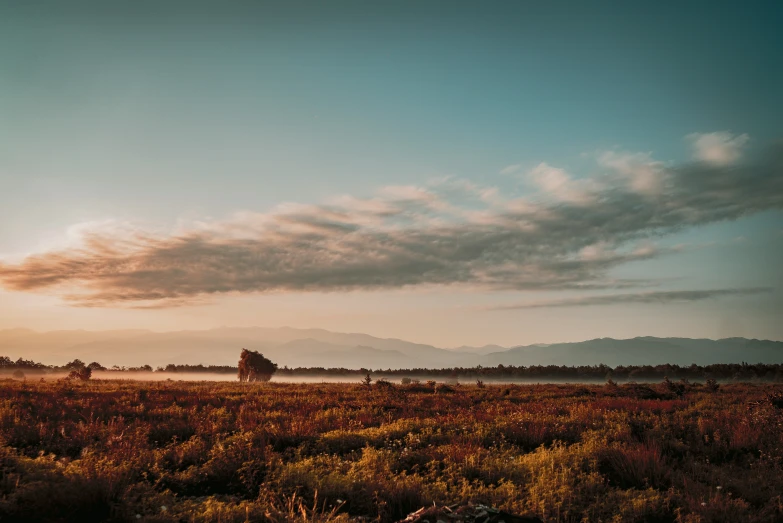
[238,349,277,382]
[12,370,25,380]
[64,359,91,380]
[87,362,106,371]
[362,373,373,388]
[68,367,91,381]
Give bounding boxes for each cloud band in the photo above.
[0,134,780,307]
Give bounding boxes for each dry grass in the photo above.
[0,380,781,522]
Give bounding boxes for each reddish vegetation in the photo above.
[0,380,781,522]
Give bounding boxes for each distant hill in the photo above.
[0,327,780,368]
[485,337,783,367]
[0,327,481,368]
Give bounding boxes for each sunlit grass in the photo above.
[0,380,781,522]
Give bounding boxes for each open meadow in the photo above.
[1,379,782,523]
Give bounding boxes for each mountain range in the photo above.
[1,327,781,369]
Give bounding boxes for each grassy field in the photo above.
[1,379,782,522]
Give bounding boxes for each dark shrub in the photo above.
[68,367,91,381]
[237,349,277,382]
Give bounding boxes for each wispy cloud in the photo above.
[597,150,665,193]
[499,163,523,175]
[527,162,593,202]
[686,131,750,166]
[488,287,773,310]
[0,132,780,307]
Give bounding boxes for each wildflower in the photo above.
[701,502,707,507]
[716,486,722,491]
[161,505,168,511]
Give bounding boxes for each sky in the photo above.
[0,1,782,347]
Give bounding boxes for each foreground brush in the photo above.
[397,503,543,523]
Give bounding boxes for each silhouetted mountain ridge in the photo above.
[489,336,782,367]
[0,328,779,368]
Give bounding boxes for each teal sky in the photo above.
[0,1,781,346]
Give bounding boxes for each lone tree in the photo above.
[65,359,91,380]
[238,349,277,382]
[68,366,92,381]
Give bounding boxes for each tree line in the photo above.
[3,355,783,382]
